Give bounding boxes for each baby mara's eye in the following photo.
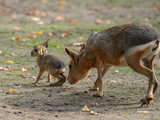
[34,49,38,52]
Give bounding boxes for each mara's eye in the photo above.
[69,64,72,69]
[34,49,38,52]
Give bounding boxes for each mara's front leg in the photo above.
[47,73,51,83]
[94,65,111,97]
[34,69,45,86]
[90,65,111,92]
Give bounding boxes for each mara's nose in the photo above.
[31,51,34,56]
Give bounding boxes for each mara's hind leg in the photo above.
[143,56,158,94]
[125,51,157,106]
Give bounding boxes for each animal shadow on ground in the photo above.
[4,83,143,113]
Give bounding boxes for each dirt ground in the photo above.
[1,0,160,120]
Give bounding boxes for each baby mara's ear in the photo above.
[39,48,44,55]
[43,39,50,48]
[39,47,48,56]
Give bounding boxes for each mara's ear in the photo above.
[80,43,86,52]
[43,39,50,48]
[65,48,78,63]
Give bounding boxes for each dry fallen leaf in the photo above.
[61,32,69,38]
[9,89,16,94]
[95,19,102,24]
[13,26,21,32]
[33,9,39,15]
[17,45,23,49]
[37,31,43,35]
[28,33,37,39]
[48,32,53,37]
[153,3,159,13]
[69,19,78,23]
[12,36,21,41]
[0,67,5,71]
[40,12,48,18]
[78,36,84,40]
[55,15,65,21]
[82,105,90,112]
[21,39,27,42]
[59,0,65,5]
[106,20,111,24]
[22,68,28,72]
[10,101,16,105]
[55,45,60,48]
[11,14,17,20]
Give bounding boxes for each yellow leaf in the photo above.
[78,36,84,40]
[9,89,16,94]
[82,105,90,112]
[59,0,65,5]
[6,60,14,64]
[22,68,28,72]
[106,20,111,24]
[37,31,43,35]
[17,45,23,49]
[55,45,60,48]
[0,50,2,54]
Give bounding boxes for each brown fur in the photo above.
[65,23,160,106]
[31,40,66,87]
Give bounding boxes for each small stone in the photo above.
[90,111,98,115]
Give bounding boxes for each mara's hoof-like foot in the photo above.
[50,80,65,87]
[33,82,39,87]
[47,80,50,83]
[92,94,103,98]
[140,97,153,107]
[93,91,103,98]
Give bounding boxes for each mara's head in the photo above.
[31,40,49,57]
[65,44,91,84]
